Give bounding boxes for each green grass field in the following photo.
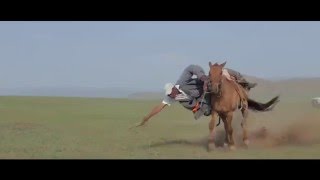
[0,95,320,159]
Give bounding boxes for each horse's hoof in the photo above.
[207,143,216,152]
[229,145,236,151]
[244,139,250,146]
[224,143,228,148]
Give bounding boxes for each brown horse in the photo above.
[207,61,279,151]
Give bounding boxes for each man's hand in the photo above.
[129,116,149,130]
[201,76,209,92]
[129,103,166,130]
[136,116,148,127]
[203,82,208,92]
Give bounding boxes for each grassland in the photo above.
[0,91,319,159]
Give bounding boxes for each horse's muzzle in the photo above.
[211,83,221,96]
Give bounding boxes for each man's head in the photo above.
[164,83,180,98]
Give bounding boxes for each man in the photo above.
[136,64,257,127]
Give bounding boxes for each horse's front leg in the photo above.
[226,112,236,150]
[208,111,218,151]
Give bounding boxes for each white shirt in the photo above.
[162,85,191,106]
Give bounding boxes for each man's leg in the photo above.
[179,82,210,120]
[177,83,202,113]
[202,92,212,116]
[176,65,206,86]
[179,97,207,120]
[179,100,196,111]
[179,81,203,99]
[225,68,257,89]
[193,91,212,120]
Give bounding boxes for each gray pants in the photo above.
[176,64,206,100]
[178,80,211,116]
[176,65,243,115]
[179,90,211,116]
[179,79,203,99]
[176,64,206,86]
[176,65,244,99]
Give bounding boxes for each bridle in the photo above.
[198,72,224,108]
[208,72,224,98]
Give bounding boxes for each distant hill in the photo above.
[272,77,320,99]
[1,77,319,100]
[0,87,139,98]
[127,75,277,100]
[239,76,320,100]
[128,92,163,100]
[128,76,320,100]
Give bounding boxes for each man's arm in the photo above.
[136,103,167,127]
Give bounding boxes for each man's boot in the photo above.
[245,81,257,89]
[226,68,257,90]
[237,78,257,90]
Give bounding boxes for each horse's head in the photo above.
[208,61,227,95]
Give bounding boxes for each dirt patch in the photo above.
[248,114,320,147]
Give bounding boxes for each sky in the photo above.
[0,21,320,91]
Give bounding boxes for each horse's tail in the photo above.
[247,96,280,112]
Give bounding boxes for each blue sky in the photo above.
[0,21,319,91]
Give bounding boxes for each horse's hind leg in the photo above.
[208,111,218,151]
[241,105,250,148]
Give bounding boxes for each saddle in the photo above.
[222,71,248,110]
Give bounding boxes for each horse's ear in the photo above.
[209,62,212,67]
[220,61,227,67]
